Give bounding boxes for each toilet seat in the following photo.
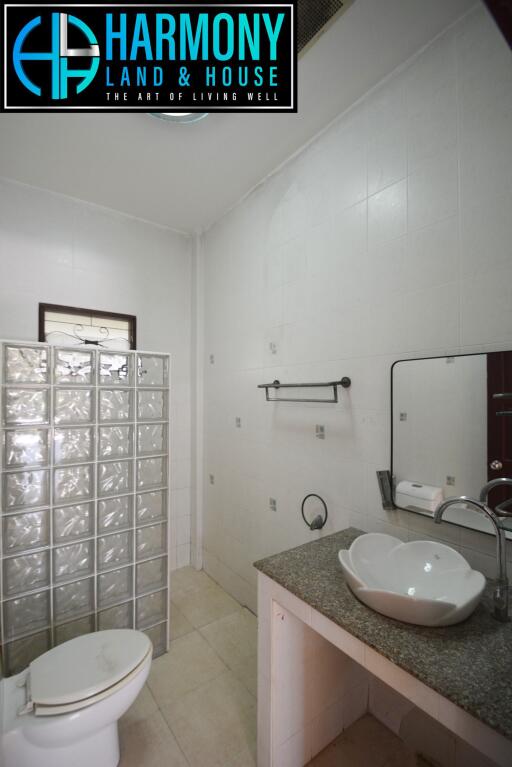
[25,629,152,717]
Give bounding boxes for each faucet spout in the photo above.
[434,496,509,622]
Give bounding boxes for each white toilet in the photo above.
[0,629,152,767]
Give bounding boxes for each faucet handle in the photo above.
[495,498,512,517]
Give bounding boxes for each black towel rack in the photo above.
[257,377,351,403]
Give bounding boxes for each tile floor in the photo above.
[306,715,433,767]
[118,568,428,767]
[119,567,257,767]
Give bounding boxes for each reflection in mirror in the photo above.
[391,351,512,540]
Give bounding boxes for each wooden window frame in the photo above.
[38,303,137,350]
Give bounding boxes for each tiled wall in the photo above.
[0,179,193,571]
[201,5,512,612]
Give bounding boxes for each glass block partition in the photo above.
[0,342,170,676]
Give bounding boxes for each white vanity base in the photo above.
[257,573,512,767]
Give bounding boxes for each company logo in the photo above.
[4,4,296,112]
[13,12,100,99]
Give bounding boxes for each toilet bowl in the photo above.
[0,628,152,767]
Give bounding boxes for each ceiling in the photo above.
[0,0,476,233]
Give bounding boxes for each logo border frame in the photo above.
[3,2,297,112]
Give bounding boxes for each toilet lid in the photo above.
[29,629,152,708]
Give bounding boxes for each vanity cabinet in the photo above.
[255,529,512,767]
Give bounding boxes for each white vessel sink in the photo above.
[338,533,486,627]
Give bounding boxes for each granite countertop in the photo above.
[254,527,512,742]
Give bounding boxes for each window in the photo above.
[39,304,136,350]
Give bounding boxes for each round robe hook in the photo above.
[301,494,328,530]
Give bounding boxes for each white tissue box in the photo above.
[395,480,443,514]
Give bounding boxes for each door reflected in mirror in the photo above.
[391,351,512,539]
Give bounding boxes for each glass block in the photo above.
[98,601,133,630]
[54,577,94,623]
[54,464,93,503]
[137,355,168,387]
[136,589,167,629]
[3,388,49,426]
[3,550,50,597]
[98,530,133,571]
[4,630,51,676]
[53,502,94,543]
[3,591,50,639]
[54,348,94,385]
[54,426,94,465]
[136,556,167,595]
[97,460,132,497]
[99,389,133,423]
[3,509,50,555]
[144,622,167,658]
[98,495,133,533]
[3,428,49,468]
[55,615,94,645]
[137,423,167,456]
[54,388,94,425]
[4,344,48,384]
[3,469,50,511]
[136,523,167,561]
[54,540,94,583]
[137,390,167,422]
[137,457,166,490]
[99,425,133,459]
[99,352,133,386]
[98,565,133,608]
[136,490,167,526]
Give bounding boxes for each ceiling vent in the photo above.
[298,0,354,53]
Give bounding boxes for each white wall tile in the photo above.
[200,7,512,609]
[176,515,191,546]
[457,9,512,210]
[0,179,193,570]
[368,179,407,248]
[405,30,458,171]
[408,149,458,232]
[460,268,512,347]
[405,215,459,290]
[460,192,512,278]
[367,76,407,196]
[176,543,191,570]
[402,282,460,352]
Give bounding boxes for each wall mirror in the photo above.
[391,350,512,539]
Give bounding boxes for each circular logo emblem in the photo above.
[13,13,100,100]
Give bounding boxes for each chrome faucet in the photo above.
[434,496,509,622]
[480,477,512,516]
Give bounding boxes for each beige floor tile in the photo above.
[308,714,412,767]
[224,740,257,767]
[173,581,241,628]
[200,608,257,667]
[170,600,195,641]
[230,654,257,696]
[118,709,188,767]
[171,566,217,595]
[148,630,226,707]
[161,670,256,767]
[119,684,159,728]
